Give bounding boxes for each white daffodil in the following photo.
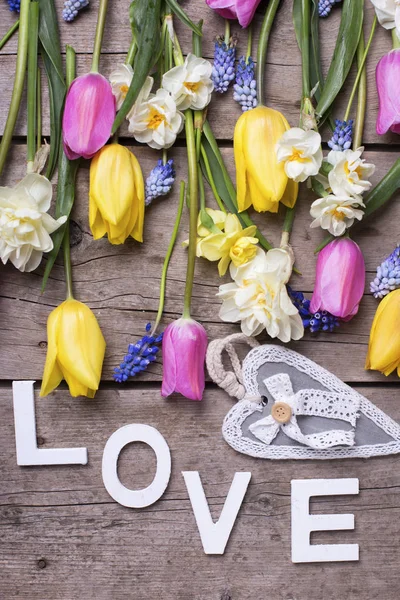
[162,53,214,111]
[275,127,323,183]
[217,248,304,341]
[327,147,375,197]
[109,63,154,111]
[310,194,365,237]
[128,89,184,150]
[370,0,400,40]
[0,174,66,272]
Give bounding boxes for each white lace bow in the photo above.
[249,373,360,449]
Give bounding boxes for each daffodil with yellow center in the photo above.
[109,63,154,112]
[40,299,106,398]
[276,127,323,183]
[327,147,375,197]
[194,213,259,276]
[234,106,299,213]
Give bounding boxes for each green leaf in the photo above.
[364,158,400,217]
[38,0,66,180]
[292,0,302,50]
[199,208,220,234]
[41,147,79,291]
[316,0,364,118]
[309,0,323,104]
[165,0,203,37]
[314,158,400,253]
[112,0,162,133]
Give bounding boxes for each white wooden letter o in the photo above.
[102,424,171,508]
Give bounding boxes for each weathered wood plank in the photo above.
[0,0,397,144]
[0,145,399,383]
[1,384,400,600]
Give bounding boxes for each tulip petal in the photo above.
[62,73,116,160]
[40,305,63,397]
[235,0,262,27]
[376,50,400,135]
[280,177,299,209]
[56,300,106,395]
[129,151,145,243]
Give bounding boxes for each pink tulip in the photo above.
[62,73,116,160]
[376,49,400,136]
[161,318,207,401]
[310,238,365,321]
[205,0,262,28]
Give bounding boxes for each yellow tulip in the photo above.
[40,299,106,398]
[89,144,144,245]
[365,289,400,376]
[234,105,299,213]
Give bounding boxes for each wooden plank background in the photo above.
[1,1,400,598]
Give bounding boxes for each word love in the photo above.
[13,382,359,563]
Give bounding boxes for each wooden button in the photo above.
[271,402,292,424]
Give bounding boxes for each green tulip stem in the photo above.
[162,149,168,165]
[63,222,74,300]
[91,0,109,73]
[0,0,29,177]
[392,28,400,49]
[0,19,19,51]
[125,39,137,66]
[256,0,282,105]
[352,27,367,150]
[183,110,199,319]
[282,206,296,235]
[300,0,311,99]
[246,22,253,61]
[63,45,76,301]
[152,181,185,334]
[200,144,226,213]
[224,20,230,45]
[344,16,377,123]
[27,1,39,170]
[37,67,42,152]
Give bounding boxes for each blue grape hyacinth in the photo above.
[63,0,89,22]
[328,119,354,151]
[212,38,236,94]
[370,246,400,299]
[145,159,175,206]
[318,0,342,17]
[6,0,20,11]
[233,56,258,112]
[288,287,340,333]
[114,323,163,383]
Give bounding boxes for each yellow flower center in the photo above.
[332,208,345,220]
[288,148,311,163]
[344,161,363,180]
[184,81,200,93]
[120,84,129,99]
[147,107,166,130]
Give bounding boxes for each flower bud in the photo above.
[40,299,106,398]
[366,289,400,377]
[376,49,400,135]
[62,73,116,160]
[89,144,144,245]
[310,238,365,320]
[234,106,298,213]
[161,318,207,401]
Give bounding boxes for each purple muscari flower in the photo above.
[212,38,236,94]
[328,119,354,151]
[318,0,341,18]
[114,323,163,383]
[145,159,176,206]
[233,56,258,112]
[288,287,340,333]
[371,246,400,299]
[63,0,89,22]
[6,0,20,11]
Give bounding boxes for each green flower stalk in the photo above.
[0,0,30,176]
